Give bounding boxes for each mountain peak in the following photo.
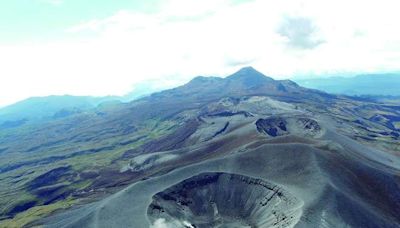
[234,66,259,73]
[159,67,301,101]
[227,67,273,80]
[226,66,274,88]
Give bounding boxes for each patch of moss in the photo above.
[0,198,77,228]
[2,193,38,216]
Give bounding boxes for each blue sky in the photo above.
[0,0,160,42]
[0,0,400,106]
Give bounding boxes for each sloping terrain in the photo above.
[0,67,399,227]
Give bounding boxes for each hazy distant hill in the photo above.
[0,82,163,129]
[0,95,119,128]
[295,73,400,96]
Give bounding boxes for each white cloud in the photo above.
[277,16,324,49]
[1,0,400,106]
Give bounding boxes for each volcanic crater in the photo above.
[147,172,303,228]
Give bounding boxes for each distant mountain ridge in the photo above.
[4,71,398,129]
[0,82,164,128]
[295,73,400,96]
[0,95,117,128]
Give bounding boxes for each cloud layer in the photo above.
[1,0,400,106]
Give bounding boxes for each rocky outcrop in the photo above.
[256,117,288,137]
[296,118,322,137]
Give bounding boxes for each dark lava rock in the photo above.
[256,117,288,137]
[297,118,321,134]
[28,166,72,190]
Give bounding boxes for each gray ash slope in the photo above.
[34,67,400,228]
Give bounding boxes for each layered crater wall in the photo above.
[256,116,323,138]
[147,172,303,228]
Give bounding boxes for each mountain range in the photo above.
[2,71,399,131]
[0,67,399,227]
[295,73,400,96]
[0,82,164,130]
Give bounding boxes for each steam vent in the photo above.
[147,172,303,228]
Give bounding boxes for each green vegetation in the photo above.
[0,198,77,228]
[0,113,178,226]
